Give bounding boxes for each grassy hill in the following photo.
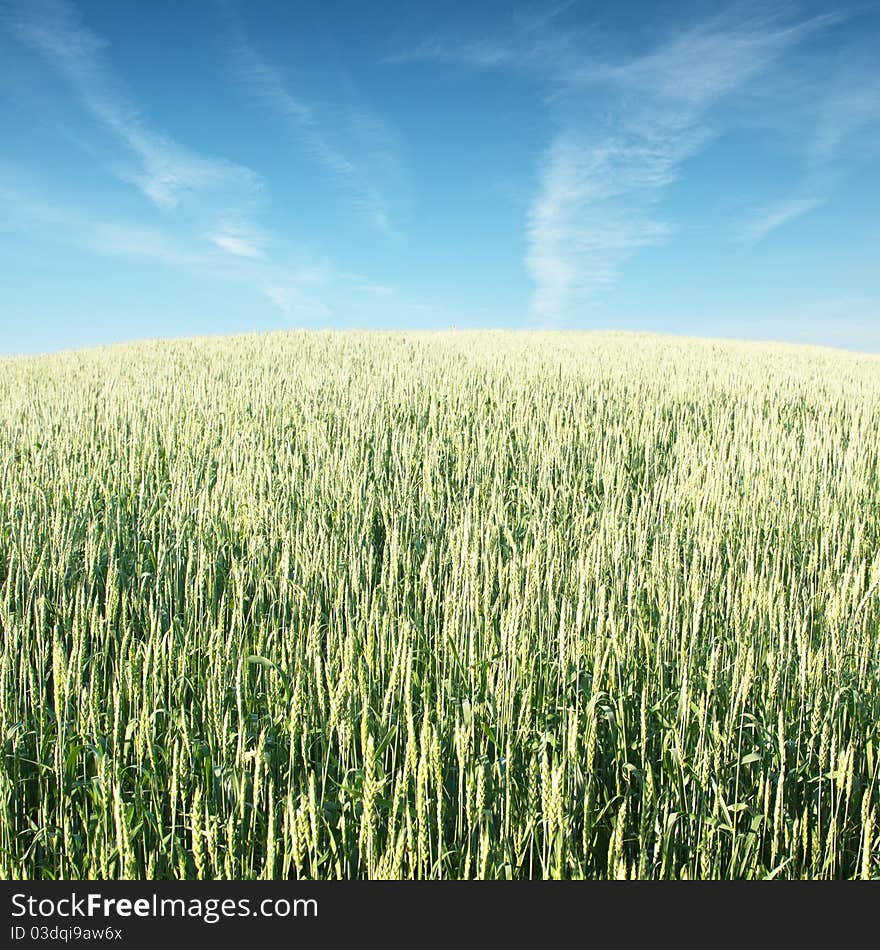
[1,330,878,879]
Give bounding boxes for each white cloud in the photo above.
[0,164,407,328]
[226,13,405,235]
[0,174,205,265]
[264,285,332,323]
[740,195,825,243]
[2,0,263,213]
[207,223,268,259]
[391,5,853,324]
[811,82,880,164]
[523,9,837,322]
[385,37,516,69]
[525,130,686,319]
[384,0,575,70]
[578,10,842,107]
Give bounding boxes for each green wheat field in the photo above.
[1,330,878,880]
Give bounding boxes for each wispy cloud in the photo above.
[523,8,838,322]
[0,173,206,266]
[224,6,405,235]
[384,0,574,70]
[0,167,407,329]
[730,12,880,246]
[262,262,359,324]
[740,195,825,243]
[385,37,517,69]
[391,4,854,323]
[576,10,841,105]
[263,285,333,324]
[261,261,417,326]
[525,134,674,318]
[206,223,268,259]
[1,0,263,220]
[810,68,880,164]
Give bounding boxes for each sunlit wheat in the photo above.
[1,330,878,879]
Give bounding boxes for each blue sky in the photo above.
[1,0,878,355]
